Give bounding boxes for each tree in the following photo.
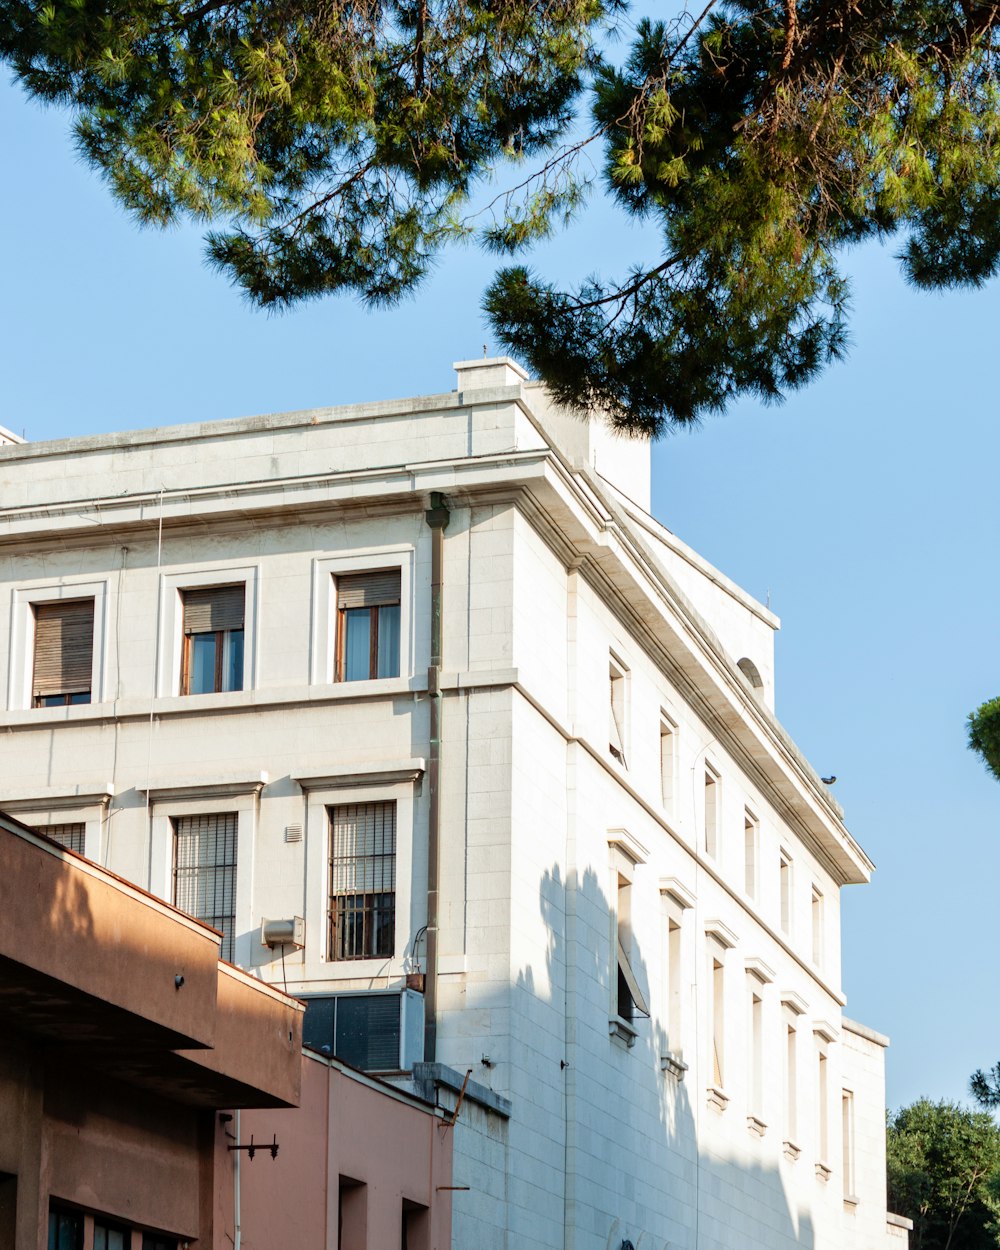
[887,1099,1000,1250]
[5,0,1000,434]
[968,697,1000,783]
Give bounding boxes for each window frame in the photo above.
[703,762,720,859]
[309,548,414,688]
[334,572,402,684]
[8,580,108,712]
[155,565,258,698]
[327,799,398,962]
[608,653,629,768]
[172,810,240,962]
[301,770,419,981]
[744,807,759,900]
[179,584,246,697]
[608,833,648,1047]
[659,710,678,814]
[148,788,258,967]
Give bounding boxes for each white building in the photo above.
[0,359,907,1250]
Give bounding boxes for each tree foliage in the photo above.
[6,0,1000,433]
[968,696,1000,783]
[887,1099,1000,1250]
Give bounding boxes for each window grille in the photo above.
[33,600,94,706]
[328,801,396,960]
[173,813,238,961]
[40,822,86,855]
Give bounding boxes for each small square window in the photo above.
[39,822,86,855]
[32,599,94,707]
[180,585,244,695]
[335,571,401,682]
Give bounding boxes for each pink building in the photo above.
[0,812,453,1250]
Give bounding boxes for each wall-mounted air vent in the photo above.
[301,989,424,1072]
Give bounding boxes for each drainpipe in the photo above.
[233,1109,241,1250]
[424,491,449,1064]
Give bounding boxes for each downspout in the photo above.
[233,1109,241,1250]
[424,491,450,1064]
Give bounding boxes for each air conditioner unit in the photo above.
[300,989,424,1073]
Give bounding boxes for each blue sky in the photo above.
[2,70,996,1111]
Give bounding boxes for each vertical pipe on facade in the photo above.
[233,1108,241,1250]
[424,492,450,1064]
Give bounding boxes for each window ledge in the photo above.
[660,1052,688,1081]
[843,1195,859,1209]
[746,1114,767,1138]
[783,1139,801,1161]
[609,1017,638,1048]
[815,1161,832,1183]
[706,1084,729,1112]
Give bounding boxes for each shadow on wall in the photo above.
[507,863,815,1250]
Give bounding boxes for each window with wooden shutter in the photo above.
[335,570,401,681]
[32,599,94,707]
[180,584,245,695]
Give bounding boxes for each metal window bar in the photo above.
[173,813,238,962]
[328,802,396,960]
[40,822,86,854]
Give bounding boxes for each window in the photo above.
[811,886,824,965]
[704,765,719,858]
[779,849,792,935]
[94,1222,129,1250]
[336,571,400,681]
[339,1176,367,1249]
[39,822,85,854]
[402,1199,429,1250]
[181,585,244,695]
[842,1090,856,1199]
[48,1210,83,1250]
[748,981,763,1121]
[615,873,648,1024]
[609,657,628,766]
[329,801,396,960]
[817,1049,830,1164]
[667,916,683,1051]
[659,713,676,812]
[710,955,725,1089]
[173,813,238,961]
[32,599,94,707]
[142,1238,177,1250]
[744,809,758,899]
[785,1021,798,1145]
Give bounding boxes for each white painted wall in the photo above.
[0,361,901,1249]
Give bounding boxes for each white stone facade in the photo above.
[0,359,903,1249]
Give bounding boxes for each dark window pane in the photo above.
[48,1211,82,1250]
[376,605,400,679]
[189,633,217,694]
[343,610,371,681]
[224,629,244,692]
[69,692,91,705]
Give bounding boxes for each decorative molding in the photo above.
[815,1161,832,1183]
[707,1085,730,1112]
[609,1017,638,1048]
[607,828,648,866]
[747,1114,767,1138]
[294,760,426,791]
[745,956,776,984]
[780,990,809,1016]
[0,784,114,812]
[659,877,695,910]
[813,1018,840,1044]
[140,772,267,802]
[783,1139,802,1161]
[705,919,738,950]
[660,1052,688,1080]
